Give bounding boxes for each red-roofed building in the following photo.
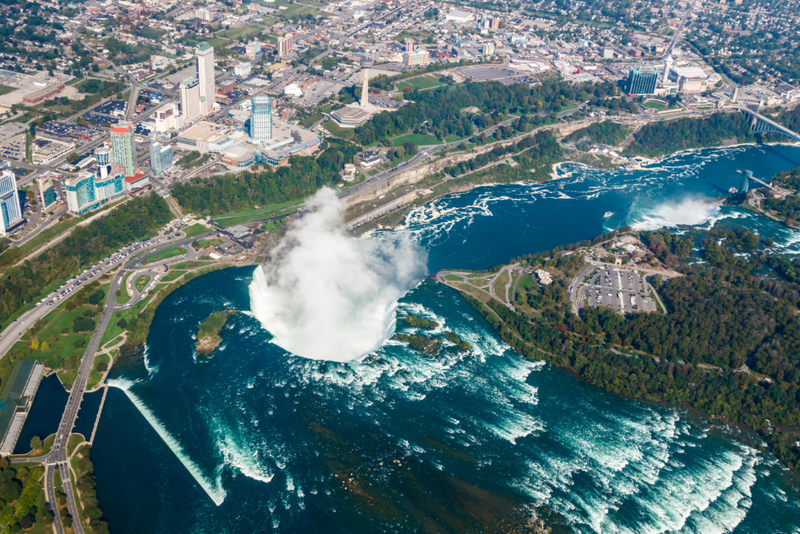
[125,173,149,193]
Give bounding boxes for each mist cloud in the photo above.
[249,187,427,362]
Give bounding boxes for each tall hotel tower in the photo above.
[196,43,215,116]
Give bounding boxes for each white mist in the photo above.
[249,188,427,362]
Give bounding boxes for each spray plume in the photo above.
[249,188,427,362]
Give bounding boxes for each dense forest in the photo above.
[464,229,800,471]
[172,139,359,215]
[778,104,800,133]
[763,165,800,224]
[565,120,629,147]
[349,79,622,146]
[0,195,171,328]
[624,113,756,157]
[443,130,562,182]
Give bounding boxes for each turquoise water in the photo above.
[89,143,800,533]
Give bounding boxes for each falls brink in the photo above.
[249,188,427,362]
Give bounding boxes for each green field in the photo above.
[86,352,111,390]
[323,120,355,139]
[272,0,320,17]
[300,112,323,128]
[213,200,303,227]
[0,85,15,96]
[396,76,444,91]
[116,273,132,305]
[644,101,667,109]
[183,223,208,238]
[391,133,440,146]
[217,24,262,41]
[134,274,151,292]
[142,247,186,264]
[161,270,186,283]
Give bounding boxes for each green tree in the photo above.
[29,436,42,451]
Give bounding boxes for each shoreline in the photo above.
[359,140,800,234]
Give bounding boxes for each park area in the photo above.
[396,75,445,91]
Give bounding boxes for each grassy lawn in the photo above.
[172,260,211,270]
[445,274,464,282]
[100,293,154,346]
[300,112,323,128]
[134,275,151,292]
[517,273,537,290]
[183,223,208,238]
[217,24,262,41]
[261,219,287,232]
[396,75,444,91]
[273,0,320,17]
[16,297,105,373]
[0,85,15,95]
[213,200,303,227]
[644,101,667,109]
[161,270,185,283]
[68,434,85,456]
[142,247,186,264]
[391,133,440,146]
[323,120,354,139]
[192,237,222,249]
[86,352,111,390]
[117,272,132,305]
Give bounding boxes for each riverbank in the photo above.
[349,138,799,236]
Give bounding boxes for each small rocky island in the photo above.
[394,315,472,354]
[195,310,236,357]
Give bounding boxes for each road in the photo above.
[666,0,699,55]
[11,230,213,533]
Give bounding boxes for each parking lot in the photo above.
[577,267,658,314]
[36,121,103,141]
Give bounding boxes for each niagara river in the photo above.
[86,143,800,533]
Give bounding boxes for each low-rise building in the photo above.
[0,361,45,456]
[176,122,235,154]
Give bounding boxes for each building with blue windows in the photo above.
[627,67,659,95]
[249,96,273,142]
[149,141,173,176]
[0,170,22,236]
[65,171,125,215]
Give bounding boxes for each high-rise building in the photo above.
[0,170,22,236]
[483,42,495,56]
[95,146,111,178]
[110,121,136,178]
[37,173,58,212]
[278,34,293,58]
[249,96,273,143]
[403,50,430,67]
[491,17,500,29]
[155,103,178,132]
[149,141,173,176]
[196,43,216,116]
[627,67,658,95]
[405,38,414,52]
[64,171,124,215]
[361,69,369,108]
[180,77,202,123]
[245,41,261,58]
[196,7,214,22]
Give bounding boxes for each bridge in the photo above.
[737,170,778,193]
[734,103,800,142]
